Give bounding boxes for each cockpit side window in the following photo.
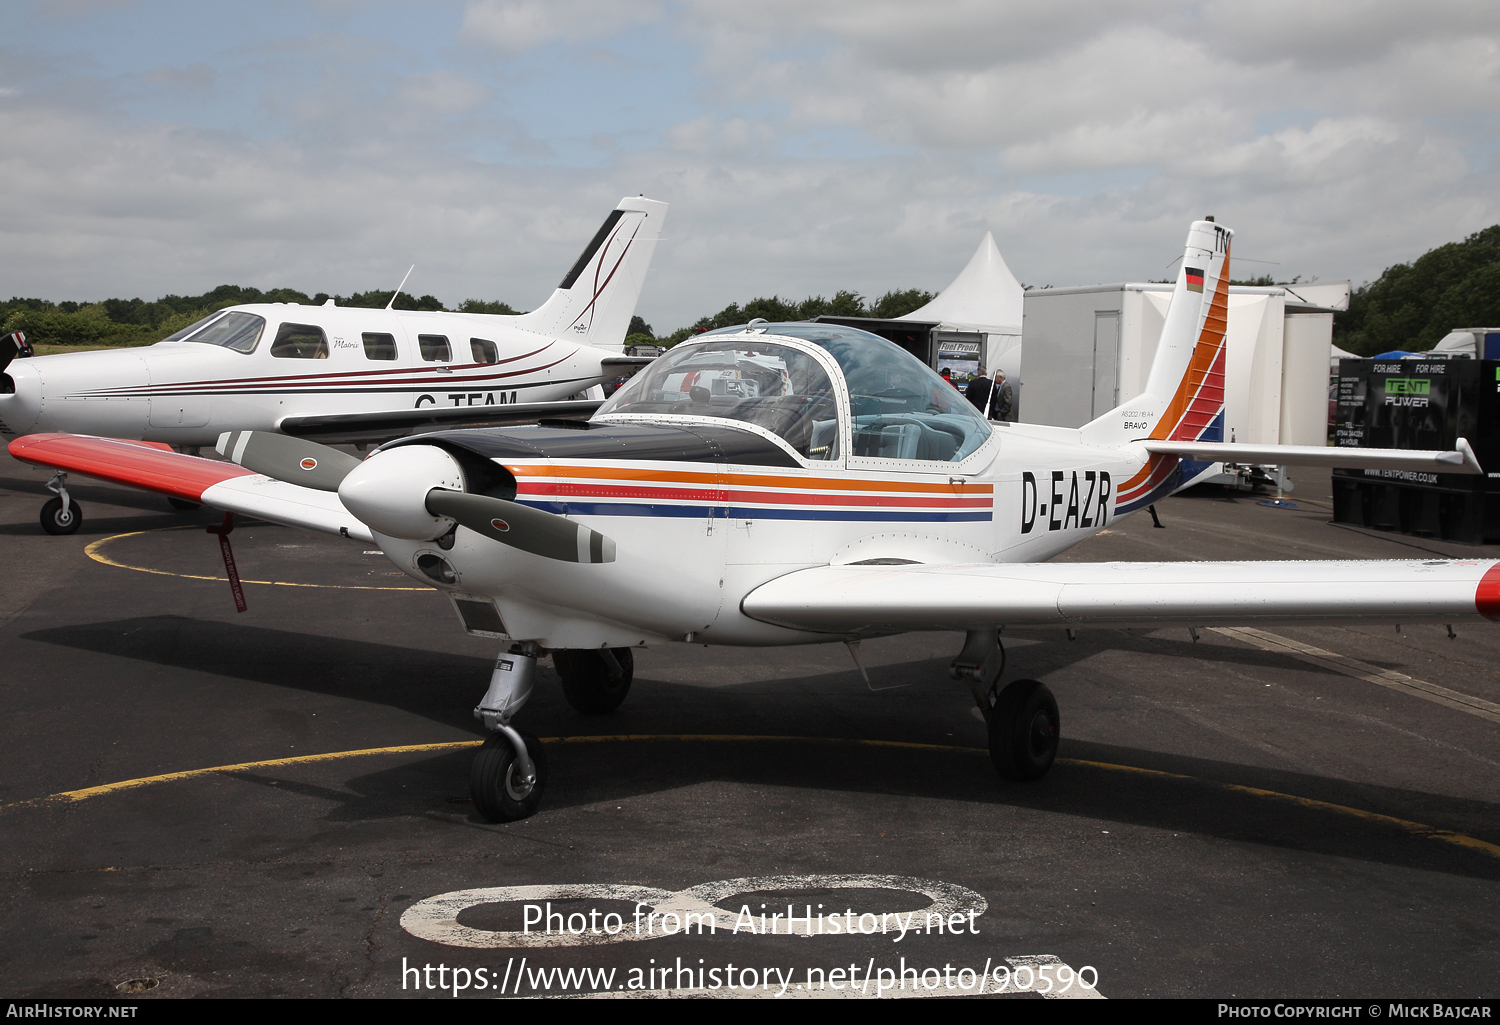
[362,332,398,360]
[597,339,841,460]
[173,311,265,354]
[269,323,330,359]
[419,334,451,362]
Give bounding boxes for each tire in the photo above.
[167,497,201,511]
[988,679,1059,782]
[470,729,547,822]
[553,648,634,713]
[40,496,82,535]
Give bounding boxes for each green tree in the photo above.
[1337,225,1500,355]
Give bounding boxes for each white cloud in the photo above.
[460,0,664,54]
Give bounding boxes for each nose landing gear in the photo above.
[951,629,1060,783]
[39,471,81,535]
[471,645,548,822]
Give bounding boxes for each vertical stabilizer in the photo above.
[1081,218,1232,448]
[1082,219,1232,515]
[515,197,668,351]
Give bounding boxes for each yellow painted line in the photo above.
[6,735,1497,861]
[1062,758,1500,860]
[85,526,431,592]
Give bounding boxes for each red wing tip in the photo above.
[1477,563,1500,622]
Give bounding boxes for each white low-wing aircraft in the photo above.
[0,197,667,532]
[11,218,1498,822]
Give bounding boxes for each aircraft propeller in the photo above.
[217,430,614,564]
[216,431,361,492]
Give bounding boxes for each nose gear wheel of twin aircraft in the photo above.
[470,727,548,822]
[988,679,1060,782]
[553,648,635,713]
[40,495,81,535]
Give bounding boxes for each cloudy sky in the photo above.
[2,0,1497,330]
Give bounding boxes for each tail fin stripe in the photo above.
[1151,251,1230,442]
[567,217,642,332]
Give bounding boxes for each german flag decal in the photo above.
[1185,267,1205,293]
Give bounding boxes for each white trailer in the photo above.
[1019,280,1348,488]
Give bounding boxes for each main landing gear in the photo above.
[950,629,1060,782]
[553,647,634,713]
[39,471,81,535]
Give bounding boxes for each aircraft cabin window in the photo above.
[596,339,840,460]
[269,323,330,359]
[419,334,451,362]
[362,332,398,360]
[171,311,266,354]
[470,338,499,364]
[707,323,992,462]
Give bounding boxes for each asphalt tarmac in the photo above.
[2,448,1498,1000]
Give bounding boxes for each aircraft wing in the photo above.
[741,560,1500,633]
[277,399,604,444]
[1141,438,1484,475]
[600,355,656,368]
[8,433,372,542]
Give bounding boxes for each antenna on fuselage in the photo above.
[386,265,415,310]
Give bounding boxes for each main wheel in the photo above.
[167,497,200,511]
[553,648,633,713]
[988,678,1059,782]
[470,729,548,822]
[40,496,82,535]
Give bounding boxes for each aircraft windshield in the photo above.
[166,311,266,354]
[711,324,992,462]
[596,339,841,460]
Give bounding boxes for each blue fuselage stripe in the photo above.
[516,500,991,523]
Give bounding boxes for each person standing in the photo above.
[965,366,993,414]
[991,368,1014,422]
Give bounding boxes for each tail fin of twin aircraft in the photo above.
[515,196,668,352]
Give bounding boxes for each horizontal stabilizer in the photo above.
[743,559,1500,633]
[1142,438,1483,475]
[278,400,604,443]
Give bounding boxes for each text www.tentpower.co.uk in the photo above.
[402,956,1098,997]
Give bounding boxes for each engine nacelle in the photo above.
[338,444,463,540]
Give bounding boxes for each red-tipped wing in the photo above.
[9,433,255,501]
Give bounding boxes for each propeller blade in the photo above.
[216,431,362,492]
[425,490,616,564]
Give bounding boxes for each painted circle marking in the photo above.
[490,518,510,532]
[399,874,987,948]
[300,457,318,470]
[85,525,430,591]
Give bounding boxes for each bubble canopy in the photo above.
[595,323,991,463]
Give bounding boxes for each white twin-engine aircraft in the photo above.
[11,218,1498,822]
[0,197,667,531]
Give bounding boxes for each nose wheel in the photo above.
[470,726,548,822]
[987,678,1059,782]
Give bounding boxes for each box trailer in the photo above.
[1331,357,1500,544]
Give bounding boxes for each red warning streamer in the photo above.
[206,512,247,613]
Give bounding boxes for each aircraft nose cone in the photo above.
[0,360,42,437]
[338,444,466,540]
